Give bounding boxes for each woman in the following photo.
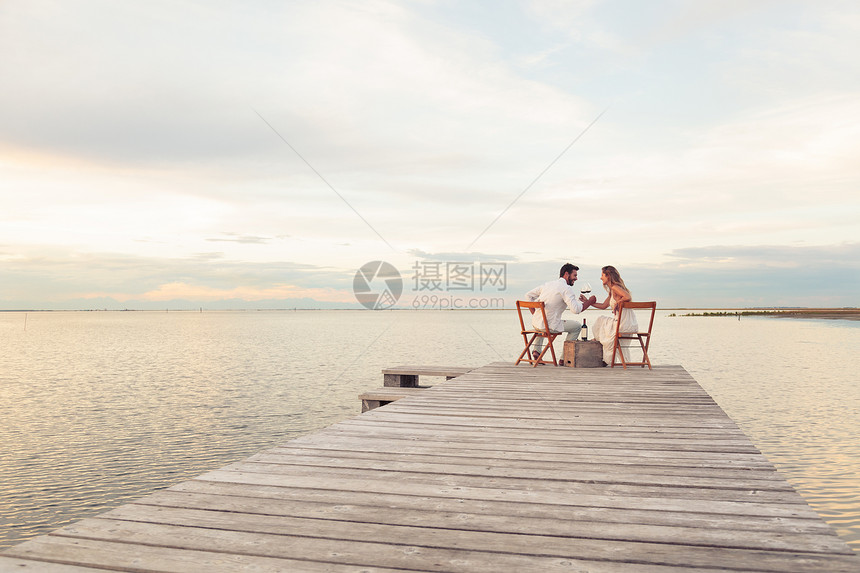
[587,266,638,366]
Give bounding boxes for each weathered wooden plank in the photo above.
[299,418,753,438]
[382,365,473,387]
[103,502,855,557]
[359,387,427,400]
[162,481,835,535]
[26,517,860,573]
[1,522,709,573]
[160,487,837,541]
[260,445,783,478]
[381,365,473,377]
[359,387,426,412]
[314,425,764,454]
[193,470,821,517]
[130,490,844,550]
[288,432,777,465]
[1,536,407,573]
[0,557,112,572]
[337,415,754,439]
[241,452,792,491]
[203,464,809,505]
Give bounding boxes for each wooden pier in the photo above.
[2,363,858,572]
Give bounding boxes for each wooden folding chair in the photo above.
[611,301,657,369]
[515,301,560,367]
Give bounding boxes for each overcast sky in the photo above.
[1,0,858,310]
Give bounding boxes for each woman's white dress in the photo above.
[592,298,639,365]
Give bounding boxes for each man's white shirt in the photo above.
[525,277,583,332]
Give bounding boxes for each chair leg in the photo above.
[533,346,548,367]
[614,335,652,370]
[516,332,560,367]
[548,342,558,366]
[516,333,538,365]
[515,342,530,365]
[515,346,528,365]
[533,337,550,367]
[532,336,559,367]
[611,339,626,369]
[638,335,652,370]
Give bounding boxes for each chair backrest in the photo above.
[612,301,656,369]
[515,300,560,367]
[615,301,656,340]
[516,300,550,335]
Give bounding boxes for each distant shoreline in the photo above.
[2,307,859,320]
[676,309,860,321]
[771,310,860,321]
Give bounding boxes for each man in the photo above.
[525,263,594,364]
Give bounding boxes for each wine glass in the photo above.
[580,282,592,298]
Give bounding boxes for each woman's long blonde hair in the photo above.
[602,265,631,297]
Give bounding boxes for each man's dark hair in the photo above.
[559,263,579,277]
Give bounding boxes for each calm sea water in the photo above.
[1,310,859,552]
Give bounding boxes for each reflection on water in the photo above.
[1,310,858,552]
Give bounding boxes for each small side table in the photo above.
[563,340,604,367]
